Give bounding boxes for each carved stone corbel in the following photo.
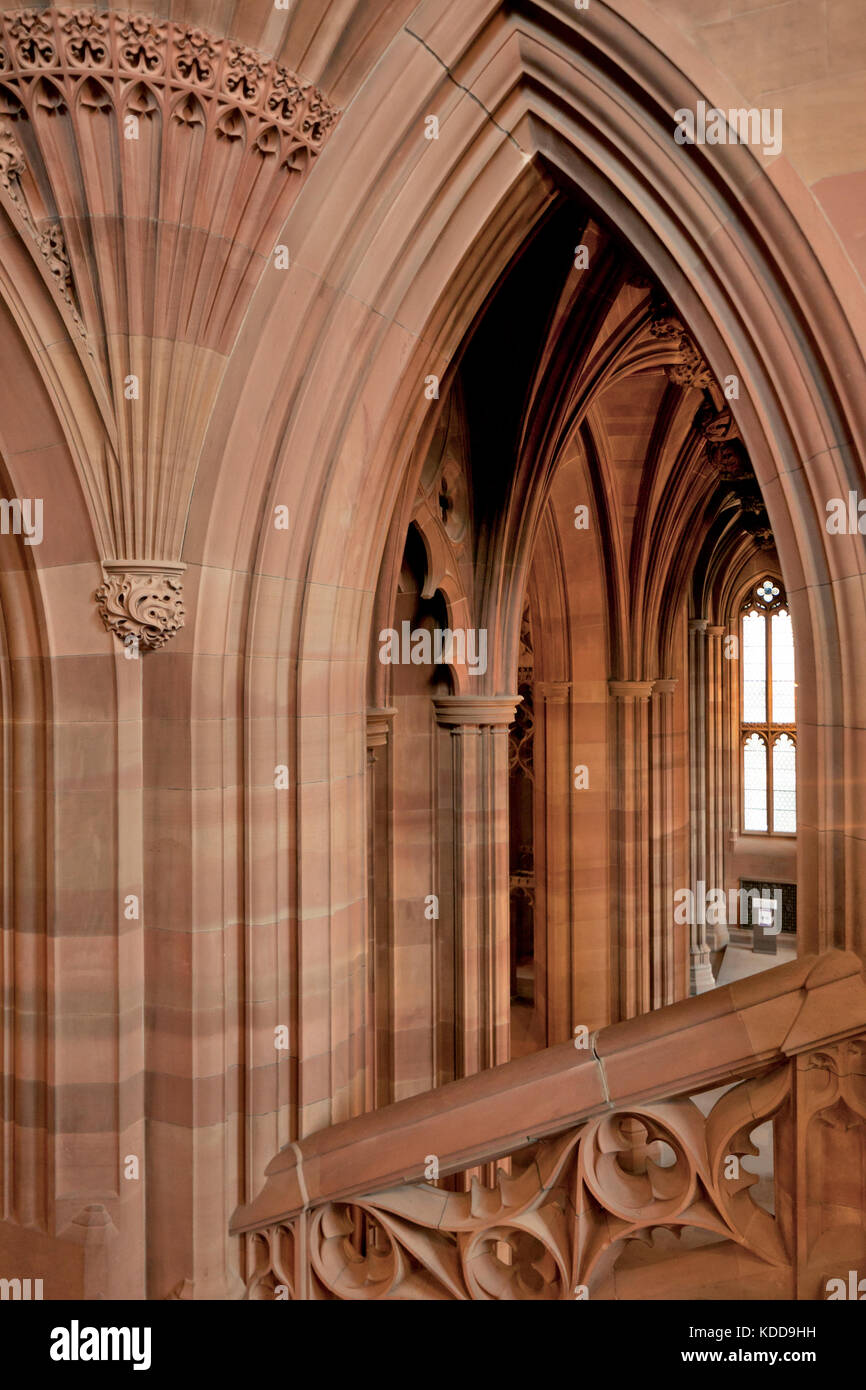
[694,399,739,443]
[95,561,185,651]
[648,301,713,390]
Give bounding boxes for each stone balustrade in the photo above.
[231,950,866,1300]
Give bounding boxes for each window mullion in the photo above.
[769,731,775,831]
[766,611,774,828]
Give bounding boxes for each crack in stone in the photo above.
[591,1029,612,1107]
[405,26,526,154]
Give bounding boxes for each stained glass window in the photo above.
[739,578,796,835]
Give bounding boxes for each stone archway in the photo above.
[213,10,866,1240]
[1,0,864,1299]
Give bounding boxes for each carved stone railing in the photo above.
[231,951,866,1299]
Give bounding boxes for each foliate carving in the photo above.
[118,15,166,73]
[226,45,265,103]
[649,301,713,390]
[267,70,305,125]
[693,398,773,543]
[694,399,738,443]
[95,564,185,651]
[0,9,339,169]
[647,309,681,343]
[8,10,54,67]
[0,114,86,334]
[36,220,86,335]
[301,87,338,148]
[173,26,217,86]
[61,10,109,67]
[707,438,750,480]
[668,339,712,390]
[0,113,25,189]
[694,399,753,479]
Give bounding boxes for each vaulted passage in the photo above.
[366,194,803,1088]
[0,1,864,1303]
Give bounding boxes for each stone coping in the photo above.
[231,949,866,1235]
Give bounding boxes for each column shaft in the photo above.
[688,621,715,993]
[609,681,654,1020]
[434,697,520,1077]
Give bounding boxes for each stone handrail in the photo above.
[231,950,866,1299]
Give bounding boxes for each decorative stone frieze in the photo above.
[0,10,337,166]
[0,7,338,356]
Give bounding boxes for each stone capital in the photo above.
[366,707,397,749]
[688,618,709,634]
[653,678,678,695]
[433,695,522,728]
[536,681,571,704]
[608,680,655,702]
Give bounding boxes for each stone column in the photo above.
[609,680,654,1020]
[366,708,397,1109]
[706,626,730,961]
[650,678,679,1009]
[534,681,572,1044]
[688,620,715,993]
[433,696,521,1078]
